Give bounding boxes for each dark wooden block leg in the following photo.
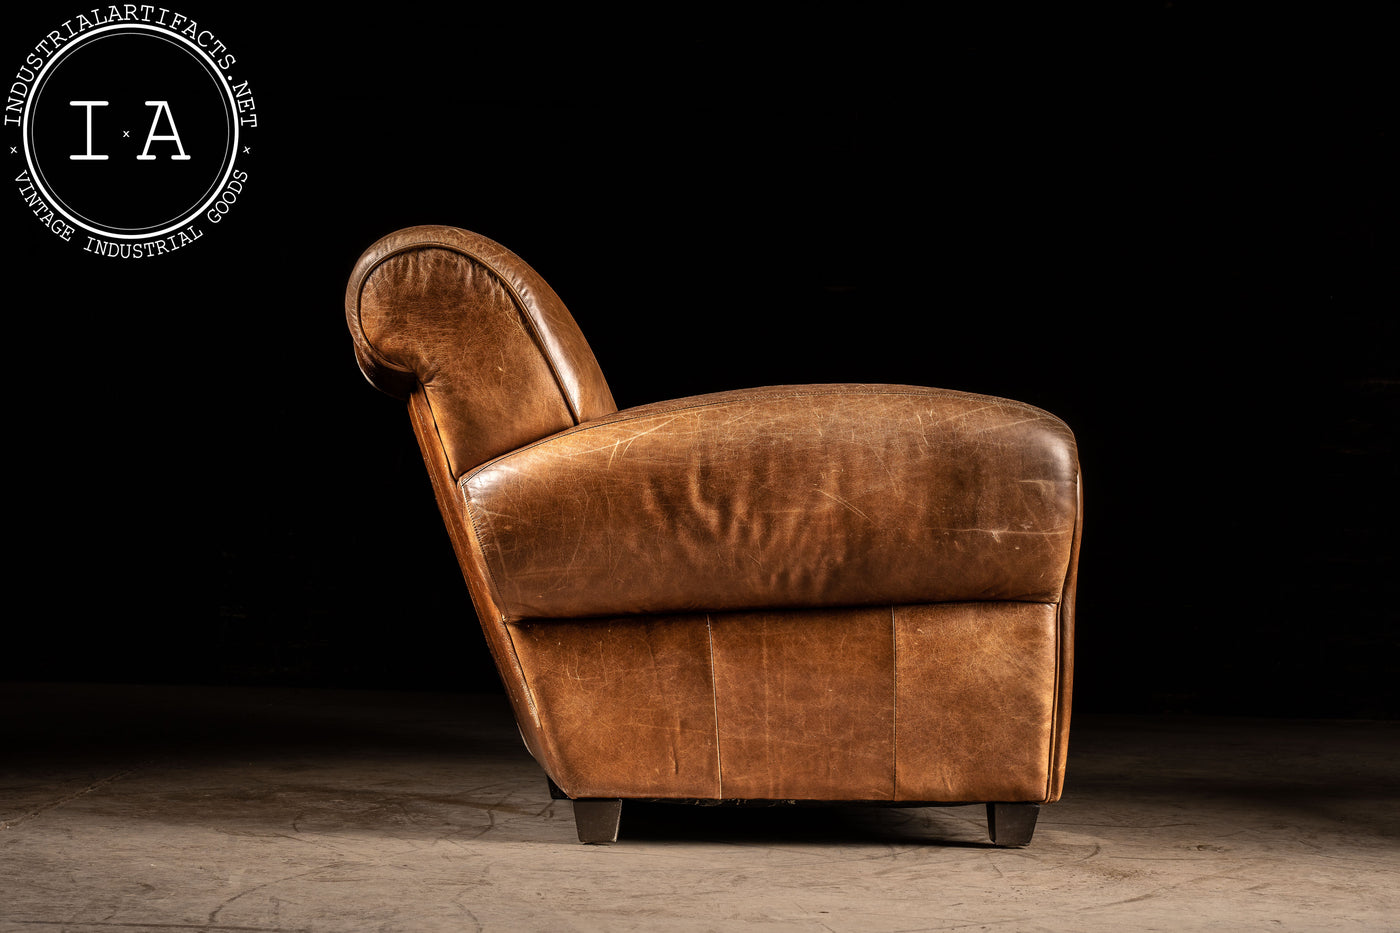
[572,798,623,844]
[986,803,1040,847]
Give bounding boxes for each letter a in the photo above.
[137,100,191,160]
[70,100,109,160]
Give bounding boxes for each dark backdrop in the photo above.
[7,5,1394,718]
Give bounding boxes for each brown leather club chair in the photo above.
[345,225,1082,846]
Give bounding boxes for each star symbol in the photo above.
[242,146,251,155]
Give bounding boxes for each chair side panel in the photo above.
[507,615,721,799]
[894,602,1059,802]
[501,602,1067,805]
[710,608,896,800]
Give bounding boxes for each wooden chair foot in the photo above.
[572,798,622,844]
[986,803,1040,847]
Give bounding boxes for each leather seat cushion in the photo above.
[461,385,1080,621]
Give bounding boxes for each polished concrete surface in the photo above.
[1,683,1395,932]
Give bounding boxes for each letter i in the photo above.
[70,101,109,160]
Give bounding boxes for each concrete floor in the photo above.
[1,683,1395,932]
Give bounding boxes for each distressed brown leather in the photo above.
[346,225,1082,811]
[507,603,1061,803]
[508,615,721,799]
[711,608,896,800]
[893,602,1060,801]
[463,385,1078,621]
[346,225,616,475]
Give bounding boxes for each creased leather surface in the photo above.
[711,608,895,800]
[345,226,1081,809]
[507,616,721,799]
[464,385,1079,621]
[505,603,1061,802]
[345,226,617,474]
[894,602,1057,801]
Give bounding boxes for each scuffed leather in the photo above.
[507,602,1059,803]
[507,614,722,800]
[711,608,897,800]
[463,384,1079,621]
[892,602,1058,802]
[345,225,616,474]
[345,226,1082,810]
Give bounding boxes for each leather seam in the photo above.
[502,622,542,728]
[355,240,585,425]
[707,613,723,799]
[1047,601,1062,802]
[890,604,899,802]
[420,390,456,481]
[1047,468,1082,802]
[459,478,513,624]
[351,241,456,379]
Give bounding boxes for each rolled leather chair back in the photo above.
[345,225,618,476]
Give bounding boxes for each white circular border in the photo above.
[21,22,241,241]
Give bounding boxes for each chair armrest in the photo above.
[461,384,1080,621]
[345,225,617,473]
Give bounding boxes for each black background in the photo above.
[6,4,1394,718]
